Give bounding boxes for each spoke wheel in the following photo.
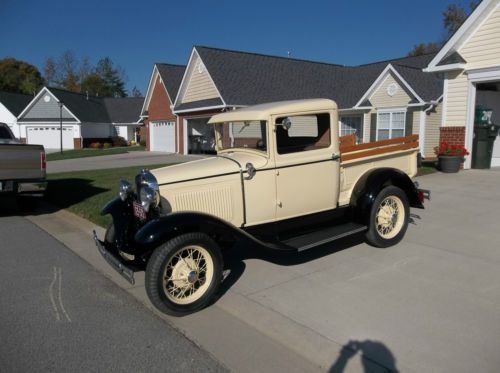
[162,245,214,305]
[145,232,223,316]
[366,186,409,248]
[375,196,405,239]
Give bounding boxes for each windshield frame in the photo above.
[213,120,269,156]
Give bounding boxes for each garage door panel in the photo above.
[150,121,175,152]
[27,126,74,150]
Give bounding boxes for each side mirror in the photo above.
[277,117,292,131]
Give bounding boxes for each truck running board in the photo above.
[280,222,367,251]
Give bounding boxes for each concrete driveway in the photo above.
[27,168,500,372]
[47,151,205,174]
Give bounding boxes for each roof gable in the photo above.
[142,64,185,115]
[426,0,500,71]
[18,88,78,122]
[174,49,223,108]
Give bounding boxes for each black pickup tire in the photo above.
[365,186,409,248]
[145,232,223,316]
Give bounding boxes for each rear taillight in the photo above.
[418,191,425,204]
[41,152,46,171]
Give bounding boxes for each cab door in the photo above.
[273,112,340,221]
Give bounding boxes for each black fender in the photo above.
[350,168,423,220]
[101,197,133,250]
[134,212,286,253]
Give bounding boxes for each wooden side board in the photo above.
[339,134,419,162]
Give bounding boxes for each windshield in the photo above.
[214,121,267,153]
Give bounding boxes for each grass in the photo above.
[46,163,172,227]
[417,160,438,176]
[46,145,145,161]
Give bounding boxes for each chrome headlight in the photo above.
[137,169,160,212]
[119,180,133,201]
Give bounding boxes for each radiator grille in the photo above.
[174,187,233,220]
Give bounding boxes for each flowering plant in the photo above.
[434,142,469,157]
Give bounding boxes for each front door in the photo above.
[274,112,340,221]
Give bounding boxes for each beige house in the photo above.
[169,46,443,158]
[425,0,500,168]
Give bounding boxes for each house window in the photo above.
[339,116,363,143]
[377,110,405,140]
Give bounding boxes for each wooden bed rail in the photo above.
[339,134,419,162]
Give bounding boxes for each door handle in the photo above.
[332,153,341,161]
[244,162,256,180]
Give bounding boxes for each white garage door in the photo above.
[150,121,175,152]
[27,126,74,150]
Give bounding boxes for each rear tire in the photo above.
[145,232,223,316]
[365,186,409,248]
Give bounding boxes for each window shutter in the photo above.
[405,110,413,136]
[370,113,377,142]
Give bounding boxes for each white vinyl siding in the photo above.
[287,115,318,137]
[180,53,220,104]
[369,74,412,108]
[425,102,442,158]
[445,71,469,127]
[339,116,363,143]
[377,110,406,140]
[459,4,500,69]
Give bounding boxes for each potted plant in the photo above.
[434,142,469,173]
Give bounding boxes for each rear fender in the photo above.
[350,168,423,220]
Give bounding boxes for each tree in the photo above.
[408,42,441,57]
[95,57,128,97]
[131,86,142,97]
[0,58,44,94]
[43,57,57,86]
[443,1,479,38]
[80,73,107,97]
[408,1,480,56]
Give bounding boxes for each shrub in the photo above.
[89,142,102,149]
[111,136,128,147]
[139,139,146,147]
[103,142,112,149]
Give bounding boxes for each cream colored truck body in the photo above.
[151,99,418,227]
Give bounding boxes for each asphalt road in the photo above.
[0,214,227,373]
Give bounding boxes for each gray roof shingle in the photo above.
[156,64,186,102]
[179,46,443,110]
[23,87,144,124]
[0,91,34,116]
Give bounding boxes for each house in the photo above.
[141,63,185,151]
[0,91,34,139]
[424,0,500,168]
[161,46,443,157]
[17,87,144,150]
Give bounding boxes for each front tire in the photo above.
[145,232,223,316]
[365,186,409,248]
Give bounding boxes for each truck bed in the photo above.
[338,134,419,206]
[0,143,46,181]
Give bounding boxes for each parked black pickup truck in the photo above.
[0,123,47,198]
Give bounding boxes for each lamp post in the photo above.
[58,101,63,154]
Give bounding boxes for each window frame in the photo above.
[339,115,364,143]
[376,108,406,141]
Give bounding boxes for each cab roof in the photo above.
[208,99,337,123]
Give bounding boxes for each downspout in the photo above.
[420,100,439,158]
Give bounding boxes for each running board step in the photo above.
[280,222,367,251]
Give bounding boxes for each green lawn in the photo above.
[46,145,145,161]
[46,164,172,227]
[417,160,438,176]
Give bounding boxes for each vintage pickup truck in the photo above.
[94,99,429,316]
[0,123,47,200]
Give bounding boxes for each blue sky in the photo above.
[0,0,470,95]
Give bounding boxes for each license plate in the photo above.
[132,201,147,221]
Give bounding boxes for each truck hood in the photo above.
[150,152,270,185]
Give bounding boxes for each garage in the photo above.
[475,82,500,167]
[26,126,74,150]
[150,121,175,152]
[186,118,216,155]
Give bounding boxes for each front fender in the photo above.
[351,168,423,217]
[101,197,133,250]
[135,212,263,251]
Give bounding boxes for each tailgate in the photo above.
[0,144,46,180]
